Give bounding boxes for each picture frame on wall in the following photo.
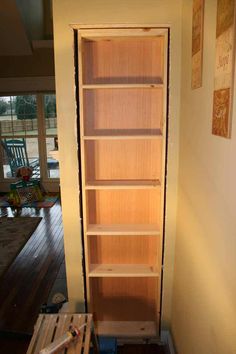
[192,0,205,89]
[212,0,236,138]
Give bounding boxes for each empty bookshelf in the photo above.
[76,25,168,338]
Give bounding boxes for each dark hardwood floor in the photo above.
[0,200,65,336]
[0,333,31,354]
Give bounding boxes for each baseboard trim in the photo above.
[161,330,176,354]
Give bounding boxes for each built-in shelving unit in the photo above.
[77,26,168,339]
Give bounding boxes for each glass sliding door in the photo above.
[43,94,60,179]
[0,95,39,179]
[0,93,59,183]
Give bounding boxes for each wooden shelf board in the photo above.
[83,131,162,140]
[83,129,162,140]
[89,264,159,277]
[85,179,161,190]
[82,84,163,89]
[86,224,160,236]
[83,136,162,140]
[96,321,158,337]
[84,129,162,136]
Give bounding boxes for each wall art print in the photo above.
[192,0,205,89]
[212,0,236,138]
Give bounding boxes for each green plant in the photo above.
[15,95,37,120]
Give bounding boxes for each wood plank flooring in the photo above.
[0,200,65,335]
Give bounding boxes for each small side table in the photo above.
[26,313,99,354]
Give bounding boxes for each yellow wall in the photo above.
[53,0,182,324]
[171,0,236,353]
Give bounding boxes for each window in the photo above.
[43,94,60,179]
[0,94,59,181]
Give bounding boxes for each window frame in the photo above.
[0,92,59,187]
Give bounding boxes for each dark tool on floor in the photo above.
[40,300,66,314]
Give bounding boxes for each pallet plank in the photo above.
[26,314,94,354]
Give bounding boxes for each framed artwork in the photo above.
[192,0,205,89]
[212,0,236,138]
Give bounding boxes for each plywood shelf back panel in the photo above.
[89,235,159,265]
[83,87,164,134]
[82,37,164,84]
[85,139,162,181]
[90,277,159,321]
[86,189,160,225]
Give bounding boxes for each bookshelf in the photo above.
[77,26,168,338]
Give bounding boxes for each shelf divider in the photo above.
[82,83,163,89]
[86,224,160,236]
[89,264,159,277]
[83,129,162,140]
[96,321,158,337]
[85,179,161,190]
[83,135,162,140]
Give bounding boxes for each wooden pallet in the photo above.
[26,313,98,354]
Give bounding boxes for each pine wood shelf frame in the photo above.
[77,26,168,338]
